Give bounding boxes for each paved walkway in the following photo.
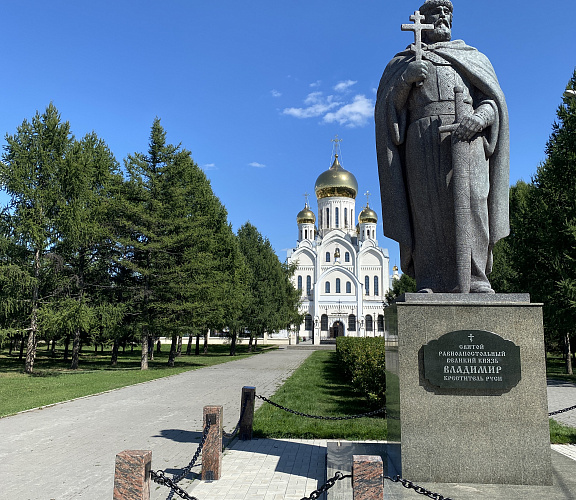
[0,348,313,500]
[2,351,576,500]
[548,378,576,428]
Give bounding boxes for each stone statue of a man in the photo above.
[375,0,509,293]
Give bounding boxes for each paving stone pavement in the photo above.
[0,348,312,500]
[548,378,576,428]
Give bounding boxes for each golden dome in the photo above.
[314,155,358,200]
[296,203,316,224]
[358,205,378,224]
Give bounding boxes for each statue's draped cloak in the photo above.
[375,40,509,278]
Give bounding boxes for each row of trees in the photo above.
[491,70,576,374]
[0,104,301,373]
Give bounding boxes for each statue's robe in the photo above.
[375,40,509,292]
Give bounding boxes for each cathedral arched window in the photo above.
[372,230,375,239]
[321,314,328,331]
[304,229,308,239]
[348,314,356,331]
[374,276,379,296]
[319,211,322,228]
[345,252,350,263]
[335,207,339,228]
[365,276,370,296]
[326,252,330,263]
[377,315,384,332]
[344,208,348,227]
[297,276,302,291]
[325,281,330,293]
[336,278,341,293]
[366,314,373,332]
[346,281,351,293]
[326,208,330,227]
[305,314,313,331]
[306,276,312,295]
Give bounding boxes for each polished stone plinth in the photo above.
[202,405,223,481]
[113,450,152,500]
[352,455,384,500]
[384,293,552,485]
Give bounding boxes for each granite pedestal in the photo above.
[384,293,552,485]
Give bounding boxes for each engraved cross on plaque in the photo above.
[401,10,434,63]
[468,333,475,343]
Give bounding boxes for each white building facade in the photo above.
[287,153,390,344]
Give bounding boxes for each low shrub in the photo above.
[336,337,386,406]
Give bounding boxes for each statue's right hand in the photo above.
[403,61,429,85]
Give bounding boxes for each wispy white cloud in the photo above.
[309,80,322,88]
[271,89,282,97]
[201,163,217,170]
[334,80,357,92]
[323,95,374,128]
[249,162,266,168]
[283,92,342,119]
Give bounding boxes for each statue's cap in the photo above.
[419,0,453,14]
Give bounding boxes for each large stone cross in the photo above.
[401,11,434,62]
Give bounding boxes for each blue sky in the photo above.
[0,1,574,270]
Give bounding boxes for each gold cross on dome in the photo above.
[303,192,310,205]
[331,135,342,156]
[364,190,371,207]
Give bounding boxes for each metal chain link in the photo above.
[150,418,212,499]
[300,471,351,500]
[385,475,453,500]
[149,470,200,500]
[256,394,385,420]
[172,419,212,483]
[549,404,576,416]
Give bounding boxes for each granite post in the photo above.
[113,450,152,500]
[239,386,255,441]
[352,455,384,500]
[385,294,553,485]
[202,405,223,481]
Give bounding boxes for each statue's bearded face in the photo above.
[424,5,452,43]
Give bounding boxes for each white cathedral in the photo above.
[287,146,396,344]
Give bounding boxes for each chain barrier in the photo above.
[385,475,453,500]
[549,404,576,416]
[149,470,200,500]
[150,418,211,498]
[300,471,351,500]
[255,394,385,420]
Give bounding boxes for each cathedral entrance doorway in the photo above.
[330,321,345,338]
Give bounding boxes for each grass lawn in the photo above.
[550,418,576,444]
[253,350,387,440]
[546,354,576,384]
[0,343,273,418]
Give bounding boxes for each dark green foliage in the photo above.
[336,336,386,405]
[491,71,576,373]
[385,273,417,303]
[237,222,302,351]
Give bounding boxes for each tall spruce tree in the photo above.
[237,222,301,350]
[120,119,236,367]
